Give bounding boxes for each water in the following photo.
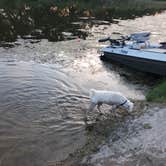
[0,61,87,165]
[0,11,165,166]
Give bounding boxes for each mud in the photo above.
[61,102,166,166]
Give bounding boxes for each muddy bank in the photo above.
[61,102,166,166]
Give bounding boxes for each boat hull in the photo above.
[101,52,166,76]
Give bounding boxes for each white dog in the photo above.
[87,89,134,116]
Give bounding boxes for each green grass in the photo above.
[146,80,166,102]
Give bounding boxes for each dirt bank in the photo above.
[60,101,166,166]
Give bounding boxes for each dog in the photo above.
[86,89,134,116]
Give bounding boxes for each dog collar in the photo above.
[117,100,128,107]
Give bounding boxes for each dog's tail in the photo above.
[89,89,96,98]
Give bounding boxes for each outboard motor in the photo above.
[160,42,166,49]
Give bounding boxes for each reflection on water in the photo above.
[90,11,166,42]
[0,11,165,166]
[0,61,87,166]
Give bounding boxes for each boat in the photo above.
[99,32,166,75]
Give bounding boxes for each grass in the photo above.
[146,80,166,102]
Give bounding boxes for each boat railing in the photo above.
[98,32,166,50]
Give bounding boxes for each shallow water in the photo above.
[0,11,165,166]
[0,61,87,165]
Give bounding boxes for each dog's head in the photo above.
[124,100,134,113]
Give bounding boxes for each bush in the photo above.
[146,80,166,102]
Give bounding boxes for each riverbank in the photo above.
[61,101,166,166]
[0,0,166,43]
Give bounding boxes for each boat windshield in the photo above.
[110,33,122,40]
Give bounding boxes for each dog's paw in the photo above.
[85,123,94,131]
[95,116,101,121]
[83,116,88,122]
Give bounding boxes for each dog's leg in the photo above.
[112,105,117,111]
[85,102,96,120]
[88,102,96,112]
[97,103,102,114]
[109,105,118,118]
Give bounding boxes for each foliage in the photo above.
[0,0,166,42]
[0,0,166,10]
[146,80,166,102]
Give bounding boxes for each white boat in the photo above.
[99,32,166,75]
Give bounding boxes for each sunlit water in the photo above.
[0,11,165,166]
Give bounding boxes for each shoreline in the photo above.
[60,101,166,166]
